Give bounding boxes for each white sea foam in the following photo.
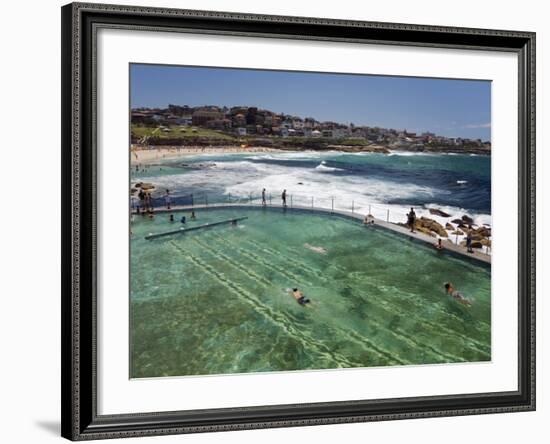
[139,153,491,235]
[245,151,326,161]
[388,150,436,157]
[315,161,343,172]
[423,203,492,227]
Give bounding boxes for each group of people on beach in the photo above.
[134,188,155,219]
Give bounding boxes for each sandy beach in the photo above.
[130,145,280,165]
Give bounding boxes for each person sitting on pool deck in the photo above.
[434,238,443,250]
[444,282,472,306]
[292,288,310,306]
[363,214,375,225]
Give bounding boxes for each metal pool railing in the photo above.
[133,191,401,222]
[131,190,491,253]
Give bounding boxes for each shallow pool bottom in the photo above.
[130,208,491,378]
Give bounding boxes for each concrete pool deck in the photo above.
[137,203,491,265]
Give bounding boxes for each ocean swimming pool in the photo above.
[130,208,491,378]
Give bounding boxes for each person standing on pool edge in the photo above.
[164,189,171,210]
[407,207,416,233]
[466,225,474,253]
[282,189,287,207]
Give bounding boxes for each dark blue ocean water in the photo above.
[133,151,491,223]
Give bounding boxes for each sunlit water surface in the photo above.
[130,208,490,378]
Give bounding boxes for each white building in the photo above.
[312,129,322,137]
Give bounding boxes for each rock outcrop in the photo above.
[415,217,448,237]
[461,214,474,225]
[429,208,451,217]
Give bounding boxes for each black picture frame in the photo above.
[61,2,536,440]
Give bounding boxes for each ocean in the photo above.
[132,150,491,227]
[129,150,492,378]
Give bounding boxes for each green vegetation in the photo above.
[131,124,236,141]
[338,138,372,146]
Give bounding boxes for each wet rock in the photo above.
[460,240,483,249]
[475,226,491,238]
[451,229,464,236]
[461,214,474,225]
[415,225,436,237]
[429,208,451,218]
[415,216,448,237]
[445,222,454,230]
[141,184,155,191]
[451,219,463,224]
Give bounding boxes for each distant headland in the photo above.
[131,104,491,155]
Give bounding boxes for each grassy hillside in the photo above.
[132,125,236,141]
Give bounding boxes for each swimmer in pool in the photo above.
[444,282,472,306]
[291,288,311,306]
[304,243,327,254]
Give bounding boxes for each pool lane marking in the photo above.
[211,232,488,361]
[207,235,320,286]
[189,237,410,365]
[240,236,490,358]
[169,241,364,369]
[174,239,409,367]
[192,235,316,287]
[238,236,325,274]
[191,237,274,288]
[192,237,416,365]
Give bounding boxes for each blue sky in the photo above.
[130,64,491,141]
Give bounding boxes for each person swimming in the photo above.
[304,243,327,254]
[291,288,311,306]
[444,282,472,306]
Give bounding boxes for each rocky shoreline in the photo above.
[398,213,491,251]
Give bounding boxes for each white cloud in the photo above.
[463,122,491,129]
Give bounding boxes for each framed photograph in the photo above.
[61,2,536,440]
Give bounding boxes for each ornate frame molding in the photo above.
[61,2,535,440]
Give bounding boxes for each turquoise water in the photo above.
[130,208,491,378]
